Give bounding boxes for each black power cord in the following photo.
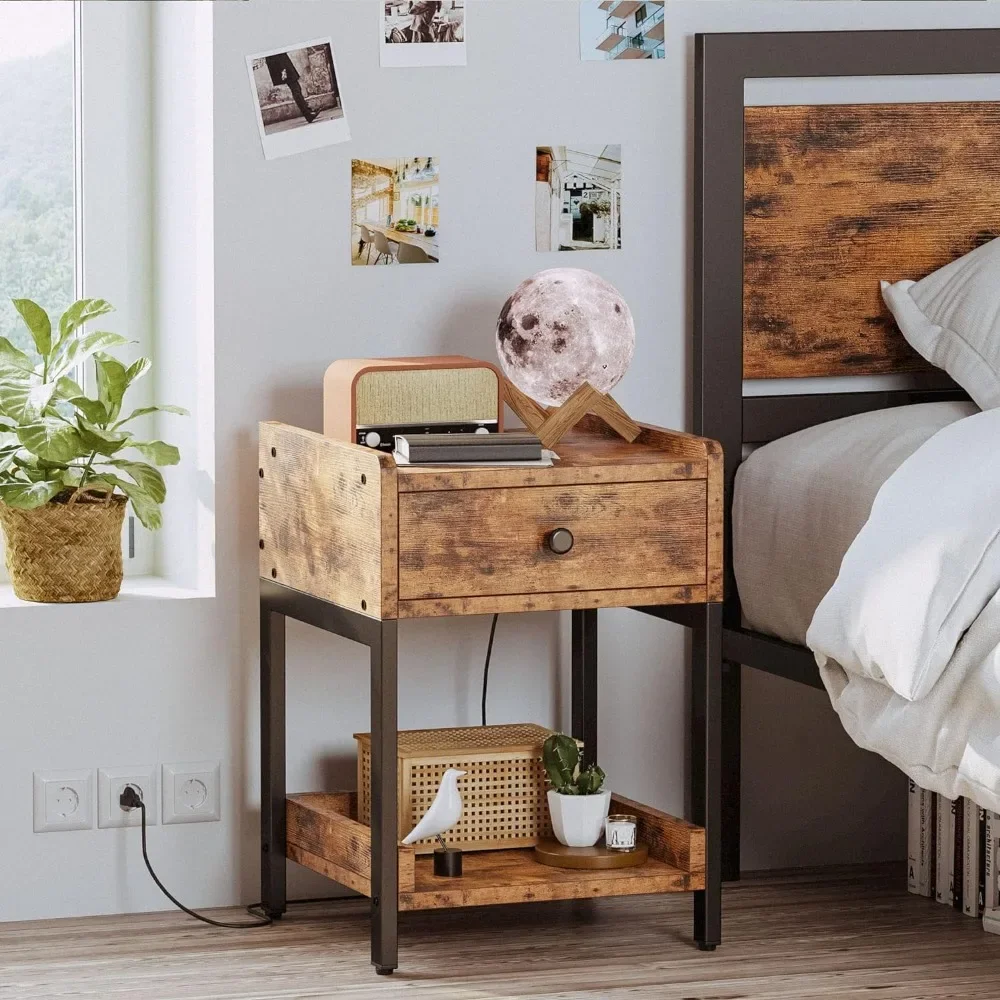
[119,785,272,929]
[481,613,499,726]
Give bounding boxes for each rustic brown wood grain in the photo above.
[18,864,1000,998]
[258,423,398,618]
[285,790,700,910]
[611,793,705,874]
[744,102,1000,378]
[397,481,708,601]
[397,584,707,619]
[286,792,416,894]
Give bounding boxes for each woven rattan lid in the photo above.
[353,722,553,757]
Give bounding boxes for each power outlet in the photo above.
[33,769,94,832]
[162,761,220,825]
[98,766,157,828]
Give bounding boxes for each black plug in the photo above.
[119,785,143,811]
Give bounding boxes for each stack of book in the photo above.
[392,432,549,467]
[907,781,1000,933]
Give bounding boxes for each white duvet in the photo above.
[807,407,1000,812]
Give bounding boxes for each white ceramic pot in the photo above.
[547,789,612,848]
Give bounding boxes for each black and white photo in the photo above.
[246,38,350,159]
[381,1,466,68]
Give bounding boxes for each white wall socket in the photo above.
[33,769,94,832]
[98,766,157,828]
[161,761,220,825]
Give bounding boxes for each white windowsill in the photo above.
[0,575,213,609]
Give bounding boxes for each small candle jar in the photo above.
[604,814,637,852]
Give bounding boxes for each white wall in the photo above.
[4,0,1000,923]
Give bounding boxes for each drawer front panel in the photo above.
[398,481,707,600]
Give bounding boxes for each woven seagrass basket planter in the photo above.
[0,494,128,603]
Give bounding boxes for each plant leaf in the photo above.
[104,474,161,530]
[0,376,37,423]
[542,733,580,790]
[56,298,114,346]
[106,458,166,503]
[49,331,129,380]
[16,419,89,464]
[66,396,108,425]
[93,353,128,419]
[114,403,189,427]
[0,444,18,474]
[124,357,151,386]
[0,337,36,374]
[0,479,61,509]
[128,439,180,466]
[76,419,129,456]
[11,299,52,357]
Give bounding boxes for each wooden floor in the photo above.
[4,865,1000,999]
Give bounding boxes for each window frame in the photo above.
[0,1,155,585]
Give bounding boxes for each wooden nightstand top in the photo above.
[259,419,722,620]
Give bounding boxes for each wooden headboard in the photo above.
[743,101,1000,379]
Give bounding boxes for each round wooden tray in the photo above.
[533,839,648,870]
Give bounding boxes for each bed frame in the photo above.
[692,28,1000,882]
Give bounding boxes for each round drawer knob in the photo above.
[547,528,574,555]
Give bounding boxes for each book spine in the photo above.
[935,795,955,905]
[919,787,934,897]
[908,780,920,895]
[985,811,1000,933]
[965,803,985,918]
[908,780,933,896]
[403,446,543,462]
[954,797,964,912]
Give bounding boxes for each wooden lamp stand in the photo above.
[502,379,641,450]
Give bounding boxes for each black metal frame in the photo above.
[694,28,1000,881]
[261,582,723,972]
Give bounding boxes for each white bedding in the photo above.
[733,401,976,645]
[808,408,1000,812]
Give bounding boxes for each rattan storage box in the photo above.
[354,723,558,854]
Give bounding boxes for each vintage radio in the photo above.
[323,356,504,451]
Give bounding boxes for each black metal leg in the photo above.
[571,609,598,766]
[721,659,741,883]
[260,601,287,919]
[692,603,723,950]
[370,619,399,975]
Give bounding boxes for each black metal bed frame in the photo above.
[693,28,999,881]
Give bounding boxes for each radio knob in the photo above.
[547,528,574,555]
[364,431,382,449]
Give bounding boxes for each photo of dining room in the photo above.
[351,157,440,265]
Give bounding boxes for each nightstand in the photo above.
[258,416,723,973]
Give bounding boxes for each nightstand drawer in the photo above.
[398,480,708,600]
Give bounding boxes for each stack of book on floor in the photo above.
[907,781,1000,933]
[392,432,552,467]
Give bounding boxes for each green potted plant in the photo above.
[542,732,610,847]
[0,297,185,603]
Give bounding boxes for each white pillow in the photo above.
[881,236,1000,410]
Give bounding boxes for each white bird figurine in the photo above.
[401,768,466,846]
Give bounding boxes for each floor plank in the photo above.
[2,865,999,999]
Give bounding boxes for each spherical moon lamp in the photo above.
[496,268,635,408]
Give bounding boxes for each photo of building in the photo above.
[580,1,665,61]
[535,145,621,252]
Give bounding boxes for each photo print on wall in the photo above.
[580,0,665,61]
[246,38,350,159]
[536,146,622,252]
[352,158,440,265]
[380,0,466,68]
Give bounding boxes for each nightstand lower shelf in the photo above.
[286,791,706,911]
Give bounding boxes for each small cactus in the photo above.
[542,732,606,796]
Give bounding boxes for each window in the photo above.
[0,2,158,588]
[0,2,77,355]
[634,4,648,28]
